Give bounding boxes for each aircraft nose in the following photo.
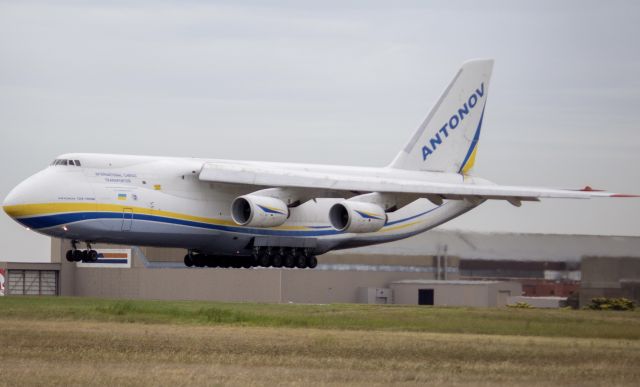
[3,180,29,219]
[3,169,54,220]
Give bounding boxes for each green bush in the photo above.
[588,297,635,311]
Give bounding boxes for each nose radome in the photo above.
[4,167,89,221]
[3,169,55,219]
[3,181,27,219]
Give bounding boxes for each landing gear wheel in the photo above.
[259,254,271,267]
[81,250,89,262]
[306,256,318,269]
[210,256,222,268]
[193,254,205,268]
[184,254,194,267]
[251,252,260,267]
[296,255,307,269]
[284,253,295,268]
[241,257,252,269]
[221,256,232,268]
[72,250,83,262]
[272,254,283,268]
[66,250,74,262]
[88,250,98,262]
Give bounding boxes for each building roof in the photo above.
[333,230,640,262]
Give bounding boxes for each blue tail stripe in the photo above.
[458,105,485,174]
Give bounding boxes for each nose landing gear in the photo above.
[65,240,98,263]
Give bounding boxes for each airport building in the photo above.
[1,230,639,308]
[580,256,640,306]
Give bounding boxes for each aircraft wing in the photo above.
[199,162,636,202]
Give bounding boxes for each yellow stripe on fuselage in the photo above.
[3,202,428,233]
[4,202,98,217]
[2,202,311,231]
[379,220,422,233]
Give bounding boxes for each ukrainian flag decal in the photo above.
[117,193,127,201]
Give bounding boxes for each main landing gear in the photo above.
[65,240,98,263]
[184,247,318,269]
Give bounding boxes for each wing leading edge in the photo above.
[199,162,637,203]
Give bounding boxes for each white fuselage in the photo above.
[3,153,482,257]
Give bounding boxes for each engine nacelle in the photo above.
[329,201,387,233]
[231,195,289,228]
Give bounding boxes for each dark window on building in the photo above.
[418,289,434,305]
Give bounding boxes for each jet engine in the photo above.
[329,201,387,233]
[231,195,289,227]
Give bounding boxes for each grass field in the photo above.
[1,297,639,386]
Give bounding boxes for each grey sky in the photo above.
[1,1,639,261]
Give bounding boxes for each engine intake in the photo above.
[231,195,289,228]
[329,201,387,233]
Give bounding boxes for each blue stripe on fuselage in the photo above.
[17,211,341,237]
[17,204,444,237]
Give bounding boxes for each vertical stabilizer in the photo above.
[389,59,493,174]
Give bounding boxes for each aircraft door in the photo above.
[122,208,133,231]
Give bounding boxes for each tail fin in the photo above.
[389,59,494,174]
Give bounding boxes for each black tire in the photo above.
[193,255,205,267]
[81,250,89,262]
[241,257,252,269]
[88,250,98,262]
[259,254,271,267]
[284,254,295,268]
[231,259,242,269]
[218,256,230,268]
[65,250,74,262]
[307,256,318,269]
[296,255,307,269]
[72,250,83,262]
[184,254,194,267]
[272,254,283,268]
[251,252,260,267]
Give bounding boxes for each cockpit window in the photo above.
[51,159,82,167]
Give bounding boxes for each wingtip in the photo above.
[576,186,639,197]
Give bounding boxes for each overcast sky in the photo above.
[1,1,639,262]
